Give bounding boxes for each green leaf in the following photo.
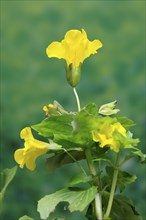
[46,150,85,172]
[32,114,74,139]
[113,130,139,149]
[82,102,98,116]
[117,170,137,192]
[32,103,99,148]
[117,117,136,129]
[19,215,34,220]
[0,166,17,207]
[32,114,80,149]
[70,103,103,146]
[52,218,66,220]
[102,192,142,220]
[103,167,137,192]
[69,174,93,186]
[120,149,146,165]
[131,149,146,163]
[46,143,108,173]
[37,186,97,219]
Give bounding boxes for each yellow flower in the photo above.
[92,122,126,152]
[43,101,68,116]
[46,29,103,68]
[43,104,55,116]
[46,29,103,87]
[14,127,48,171]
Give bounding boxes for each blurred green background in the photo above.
[1,1,145,219]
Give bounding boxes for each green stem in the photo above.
[63,149,87,176]
[85,148,103,220]
[85,148,97,177]
[104,153,120,219]
[73,87,81,112]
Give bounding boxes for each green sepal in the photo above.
[44,100,68,117]
[52,100,68,115]
[47,139,62,151]
[98,100,120,116]
[37,186,97,219]
[66,63,81,87]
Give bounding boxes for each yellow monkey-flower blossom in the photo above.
[92,122,126,152]
[46,29,103,67]
[14,127,48,171]
[43,104,55,116]
[46,29,103,87]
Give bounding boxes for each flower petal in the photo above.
[14,149,25,168]
[14,127,49,170]
[26,139,49,150]
[25,148,48,171]
[64,29,84,43]
[20,127,33,141]
[25,157,36,171]
[46,29,103,67]
[46,41,65,59]
[92,121,126,152]
[112,122,126,137]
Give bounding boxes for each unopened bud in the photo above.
[98,100,120,116]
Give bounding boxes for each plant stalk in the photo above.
[85,148,103,220]
[73,87,81,112]
[104,153,120,219]
[85,148,97,177]
[95,193,103,220]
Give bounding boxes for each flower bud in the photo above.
[66,63,81,87]
[98,100,120,116]
[43,104,58,116]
